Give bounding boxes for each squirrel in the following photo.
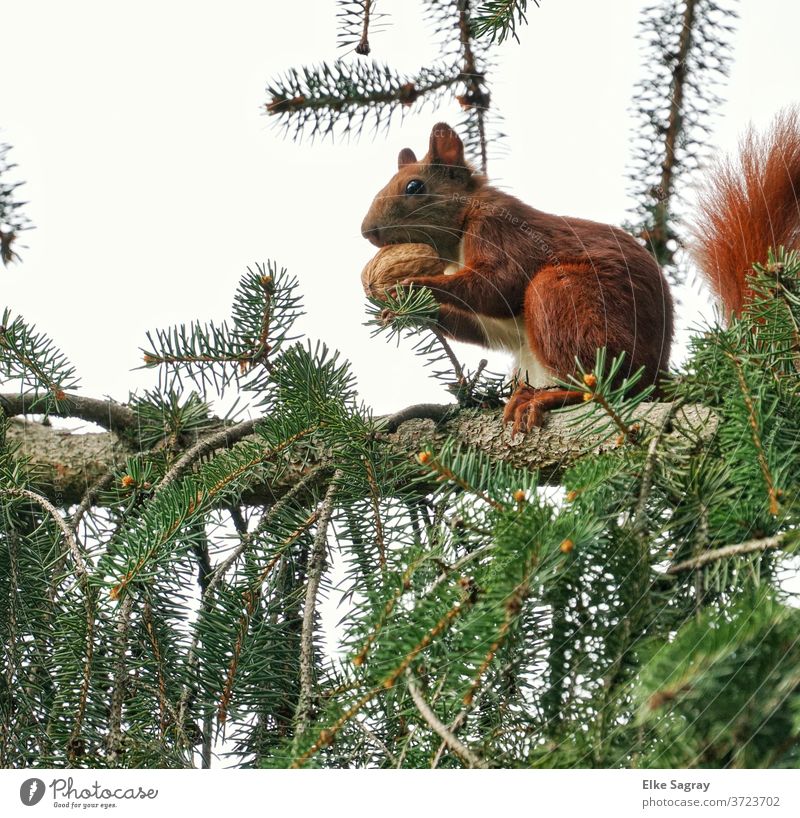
[361,112,800,432]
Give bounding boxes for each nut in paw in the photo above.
[361,243,446,299]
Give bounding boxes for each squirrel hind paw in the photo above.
[503,386,587,435]
[503,386,546,434]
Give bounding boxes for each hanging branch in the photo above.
[456,1,491,172]
[338,1,385,55]
[626,0,738,282]
[265,0,515,167]
[266,61,462,142]
[0,142,33,266]
[106,596,134,765]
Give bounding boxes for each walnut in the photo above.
[361,243,446,299]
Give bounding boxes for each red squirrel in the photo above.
[361,113,800,431]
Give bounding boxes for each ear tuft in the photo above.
[398,148,417,169]
[428,122,465,168]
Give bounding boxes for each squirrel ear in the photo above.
[398,148,417,169]
[428,122,465,168]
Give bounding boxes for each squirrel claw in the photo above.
[503,386,546,435]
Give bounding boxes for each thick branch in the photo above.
[0,391,136,436]
[4,401,716,508]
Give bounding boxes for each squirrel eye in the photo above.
[404,179,426,195]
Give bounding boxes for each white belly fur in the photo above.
[442,240,555,387]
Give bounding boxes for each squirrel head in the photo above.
[361,123,483,260]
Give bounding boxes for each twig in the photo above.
[417,452,505,512]
[727,352,780,515]
[457,0,490,173]
[156,418,259,494]
[633,399,682,537]
[653,0,697,243]
[430,327,466,387]
[432,709,470,768]
[586,391,634,441]
[353,717,397,764]
[356,0,373,55]
[363,457,386,571]
[666,531,793,574]
[295,471,342,740]
[1,487,87,577]
[428,541,494,594]
[106,595,134,764]
[405,670,488,768]
[468,358,489,392]
[70,471,116,534]
[383,402,458,433]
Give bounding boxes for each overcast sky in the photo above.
[2,0,800,419]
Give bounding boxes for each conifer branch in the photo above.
[626,0,738,279]
[406,670,489,768]
[217,508,320,725]
[666,531,794,574]
[295,471,341,740]
[471,1,535,43]
[69,472,117,534]
[727,352,780,516]
[3,486,101,761]
[383,402,457,432]
[0,142,33,265]
[106,595,133,765]
[156,418,260,494]
[1,487,87,576]
[5,400,716,508]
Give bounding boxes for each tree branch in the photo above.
[295,471,341,742]
[156,418,259,495]
[405,670,488,769]
[4,400,717,508]
[0,487,87,578]
[666,531,794,574]
[0,391,136,436]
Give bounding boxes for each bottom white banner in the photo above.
[1,769,797,817]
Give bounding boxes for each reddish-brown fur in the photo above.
[691,107,800,317]
[362,115,800,432]
[362,123,673,431]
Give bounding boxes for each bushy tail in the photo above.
[692,107,800,317]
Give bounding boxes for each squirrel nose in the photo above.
[361,218,382,246]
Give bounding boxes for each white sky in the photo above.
[1,0,800,418]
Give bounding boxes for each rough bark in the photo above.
[2,400,716,508]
